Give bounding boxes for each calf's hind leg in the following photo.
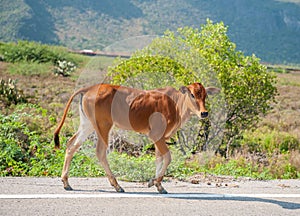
[95,124,125,193]
[61,124,93,190]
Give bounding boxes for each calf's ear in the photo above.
[206,87,221,95]
[179,86,190,94]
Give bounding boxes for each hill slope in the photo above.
[0,0,300,63]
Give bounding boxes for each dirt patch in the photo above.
[0,62,8,71]
[188,173,253,187]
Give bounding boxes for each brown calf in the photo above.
[54,83,219,194]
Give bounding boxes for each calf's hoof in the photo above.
[158,187,168,194]
[62,179,73,191]
[148,179,155,188]
[115,186,125,193]
[64,185,73,191]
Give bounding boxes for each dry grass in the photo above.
[261,72,300,141]
[290,150,300,171]
[0,62,76,112]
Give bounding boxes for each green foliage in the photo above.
[0,104,53,176]
[189,151,299,179]
[0,104,104,177]
[108,151,155,181]
[7,61,52,76]
[240,128,299,154]
[194,21,277,154]
[163,22,276,153]
[1,41,59,63]
[166,147,198,179]
[0,110,34,176]
[107,147,196,181]
[108,55,190,89]
[0,78,27,107]
[208,157,273,180]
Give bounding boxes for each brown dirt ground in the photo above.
[0,62,76,116]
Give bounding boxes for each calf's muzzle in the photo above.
[201,111,208,118]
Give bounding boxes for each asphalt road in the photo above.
[0,177,299,216]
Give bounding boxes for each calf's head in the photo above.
[180,83,220,119]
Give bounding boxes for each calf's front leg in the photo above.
[148,141,171,194]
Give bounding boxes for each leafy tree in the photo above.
[108,55,190,89]
[108,20,277,156]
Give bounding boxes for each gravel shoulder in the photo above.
[0,176,299,194]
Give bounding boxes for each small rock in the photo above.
[229,184,239,188]
[191,179,200,184]
[278,184,290,188]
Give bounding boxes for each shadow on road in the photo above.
[71,188,300,210]
[167,193,300,210]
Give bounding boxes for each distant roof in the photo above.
[80,49,94,53]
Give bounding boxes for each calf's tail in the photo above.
[54,87,88,149]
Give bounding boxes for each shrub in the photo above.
[54,60,76,77]
[0,111,32,176]
[267,153,299,179]
[0,104,106,177]
[1,104,298,179]
[0,40,70,64]
[0,41,53,63]
[240,127,300,154]
[0,78,27,107]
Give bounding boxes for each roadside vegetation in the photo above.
[0,22,299,181]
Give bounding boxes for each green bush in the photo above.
[0,78,27,107]
[0,104,106,177]
[54,60,77,77]
[0,111,33,176]
[0,40,72,64]
[190,151,299,179]
[240,128,299,154]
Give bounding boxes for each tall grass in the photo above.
[8,62,52,76]
[0,40,88,76]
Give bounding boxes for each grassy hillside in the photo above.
[204,0,300,64]
[1,0,300,64]
[0,0,30,42]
